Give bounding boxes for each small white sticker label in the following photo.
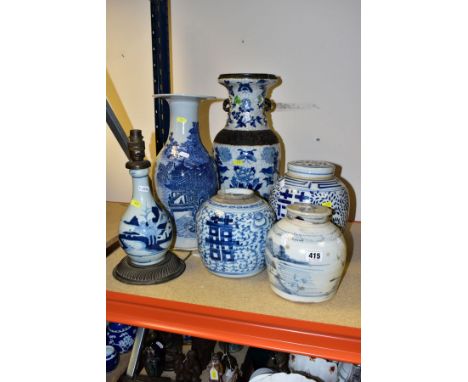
[307,251,323,263]
[138,185,149,193]
[179,151,190,158]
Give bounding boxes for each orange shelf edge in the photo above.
[106,290,361,364]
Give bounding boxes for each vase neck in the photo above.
[220,78,277,131]
[130,169,152,202]
[166,99,202,144]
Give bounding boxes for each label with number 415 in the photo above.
[306,251,323,263]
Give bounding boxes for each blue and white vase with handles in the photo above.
[265,204,346,303]
[154,94,218,251]
[269,160,350,230]
[196,188,275,278]
[118,130,173,266]
[213,73,282,200]
[107,322,137,353]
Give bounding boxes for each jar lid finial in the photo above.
[287,160,335,179]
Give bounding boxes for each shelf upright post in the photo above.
[125,327,146,378]
[106,100,130,160]
[150,0,171,154]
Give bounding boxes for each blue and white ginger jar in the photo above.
[107,322,137,353]
[196,188,275,278]
[265,204,346,303]
[214,73,281,200]
[269,160,349,230]
[106,345,119,373]
[154,94,218,250]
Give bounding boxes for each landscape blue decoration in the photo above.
[154,96,218,251]
[119,167,173,266]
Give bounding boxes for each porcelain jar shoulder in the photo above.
[265,204,346,303]
[269,160,349,230]
[196,188,275,278]
[107,322,137,353]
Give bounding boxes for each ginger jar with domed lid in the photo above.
[269,160,349,230]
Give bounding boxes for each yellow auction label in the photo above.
[232,159,244,165]
[321,201,332,207]
[209,368,219,380]
[130,199,141,208]
[176,116,187,123]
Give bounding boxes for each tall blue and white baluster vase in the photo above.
[114,130,185,284]
[213,74,282,200]
[154,95,218,251]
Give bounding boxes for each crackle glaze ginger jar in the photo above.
[269,160,349,230]
[265,203,346,303]
[196,188,275,278]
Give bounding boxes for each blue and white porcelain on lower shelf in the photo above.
[154,94,218,251]
[107,322,137,353]
[288,354,339,382]
[196,188,275,278]
[106,345,119,373]
[249,369,317,382]
[265,204,346,303]
[269,160,349,230]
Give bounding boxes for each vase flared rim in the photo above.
[218,73,278,80]
[212,188,259,205]
[153,94,216,101]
